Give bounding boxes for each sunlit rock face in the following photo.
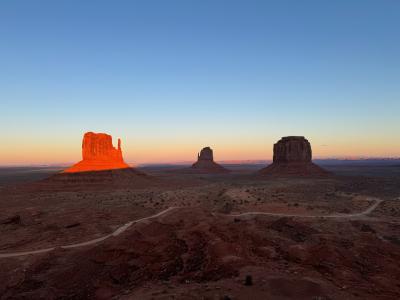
[259,136,329,177]
[191,147,229,173]
[63,132,129,173]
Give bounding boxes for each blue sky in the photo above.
[1,0,399,164]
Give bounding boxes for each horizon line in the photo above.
[1,156,400,167]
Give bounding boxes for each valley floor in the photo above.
[1,167,400,299]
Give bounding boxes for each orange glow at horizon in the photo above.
[1,134,399,166]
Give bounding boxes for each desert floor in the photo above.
[0,164,400,299]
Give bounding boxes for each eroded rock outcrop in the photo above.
[197,147,214,161]
[190,147,229,173]
[273,136,312,163]
[63,132,129,173]
[259,136,329,176]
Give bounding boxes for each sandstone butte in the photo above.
[259,136,330,176]
[63,132,129,173]
[191,147,229,173]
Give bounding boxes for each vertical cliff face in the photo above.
[191,147,229,173]
[197,147,214,161]
[273,136,312,163]
[63,132,129,173]
[259,136,329,176]
[81,132,123,162]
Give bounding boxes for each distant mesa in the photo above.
[273,136,312,163]
[63,132,129,173]
[258,136,330,176]
[190,147,230,173]
[40,131,152,189]
[197,147,214,161]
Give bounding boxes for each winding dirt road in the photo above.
[224,197,383,219]
[0,198,383,259]
[0,207,180,259]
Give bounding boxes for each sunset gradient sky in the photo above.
[1,0,399,165]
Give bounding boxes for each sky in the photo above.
[1,0,399,165]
